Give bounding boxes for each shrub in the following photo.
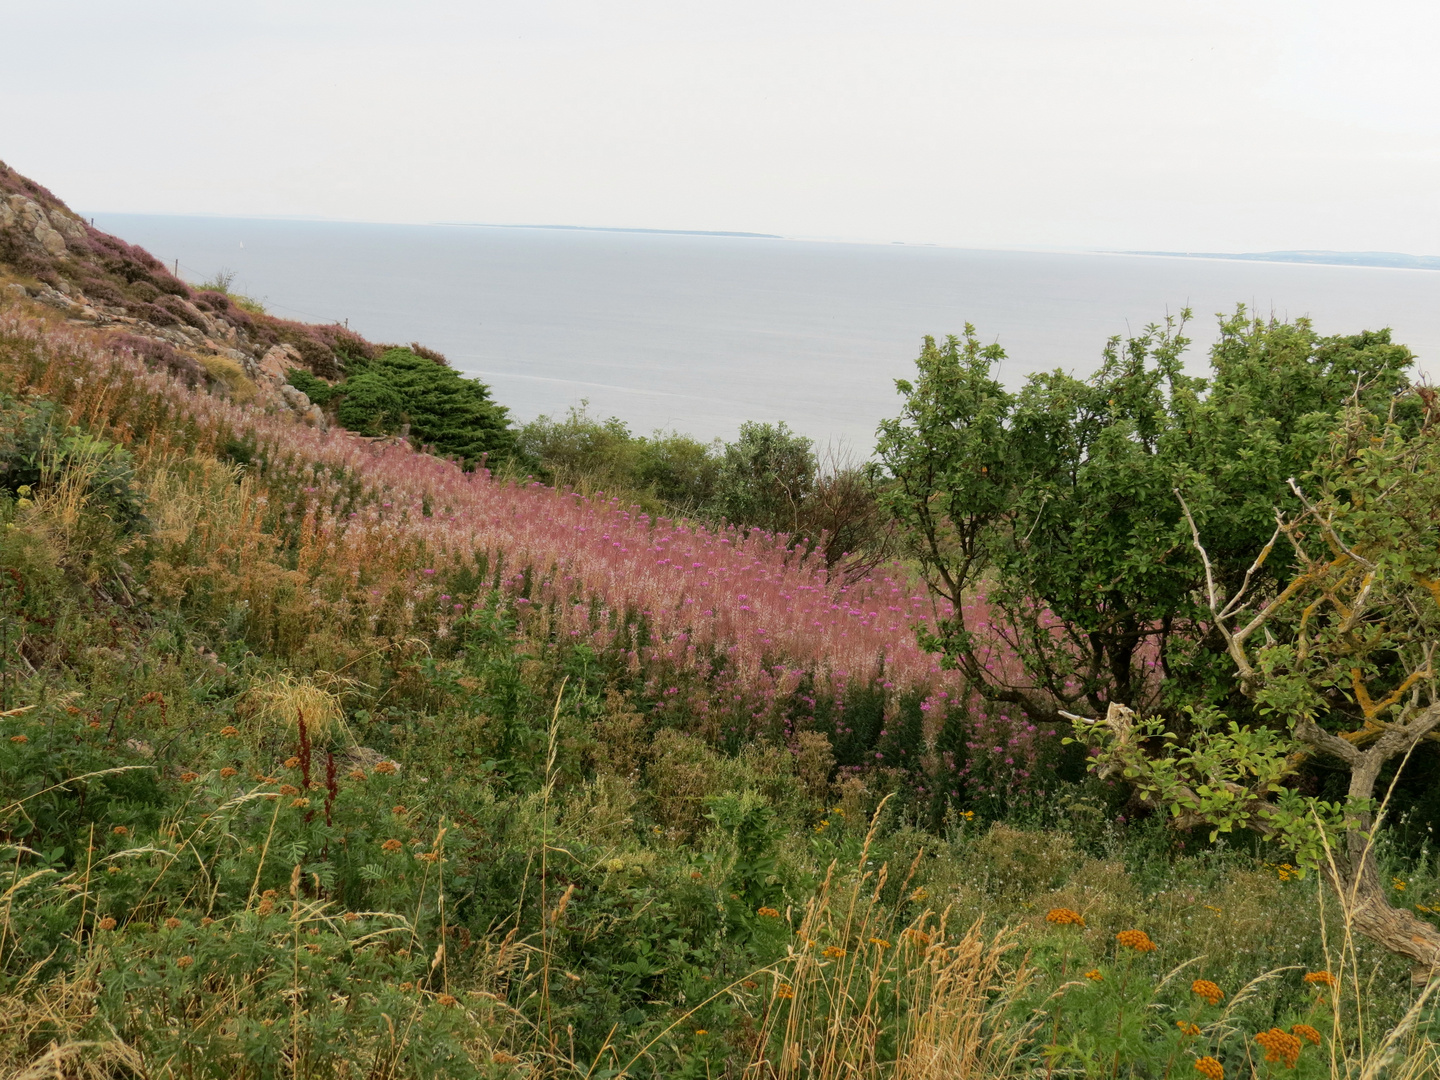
[335,370,406,435]
[711,420,816,534]
[285,367,335,406]
[335,347,513,465]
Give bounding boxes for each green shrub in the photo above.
[335,348,513,465]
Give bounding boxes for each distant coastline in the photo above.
[1119,249,1440,271]
[441,221,784,240]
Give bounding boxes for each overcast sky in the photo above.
[3,0,1437,252]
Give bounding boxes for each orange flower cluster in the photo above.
[176,955,194,968]
[96,916,117,931]
[869,937,891,949]
[283,757,301,769]
[1191,979,1224,1006]
[164,917,182,930]
[1304,970,1337,987]
[1193,1056,1223,1080]
[111,826,129,837]
[775,982,795,1000]
[1255,1027,1302,1068]
[279,784,300,796]
[219,767,238,778]
[1084,969,1103,982]
[436,993,458,1006]
[179,771,199,783]
[1116,929,1157,952]
[374,761,398,775]
[1045,907,1085,927]
[756,906,781,918]
[822,945,847,959]
[381,838,404,853]
[1176,1020,1201,1036]
[1292,1024,1321,1046]
[220,726,239,737]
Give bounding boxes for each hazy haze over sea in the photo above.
[91,214,1440,455]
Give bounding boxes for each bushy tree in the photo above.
[335,348,514,466]
[516,402,720,512]
[1082,387,1440,977]
[711,421,817,535]
[875,309,1413,722]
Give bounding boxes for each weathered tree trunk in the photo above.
[1297,709,1440,984]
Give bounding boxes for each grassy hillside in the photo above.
[1,165,1438,1078]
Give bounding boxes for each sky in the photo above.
[2,0,1438,252]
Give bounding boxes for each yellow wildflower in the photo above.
[1292,1023,1322,1046]
[1191,979,1223,1005]
[1084,969,1103,982]
[1193,1056,1223,1080]
[1255,1027,1302,1068]
[1045,907,1085,927]
[1116,929,1157,952]
[1176,1020,1201,1036]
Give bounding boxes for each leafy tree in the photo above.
[516,402,720,512]
[335,348,514,466]
[875,309,1412,723]
[711,421,817,535]
[1080,388,1440,978]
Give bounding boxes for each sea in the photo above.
[88,214,1440,456]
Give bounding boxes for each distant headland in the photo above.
[442,221,784,239]
[1120,249,1440,271]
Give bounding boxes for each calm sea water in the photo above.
[90,214,1440,454]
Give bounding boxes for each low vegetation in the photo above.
[2,161,1439,1077]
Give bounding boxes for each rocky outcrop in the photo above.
[2,193,75,258]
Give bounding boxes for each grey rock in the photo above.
[34,223,67,257]
[280,384,312,411]
[48,212,87,242]
[3,283,28,299]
